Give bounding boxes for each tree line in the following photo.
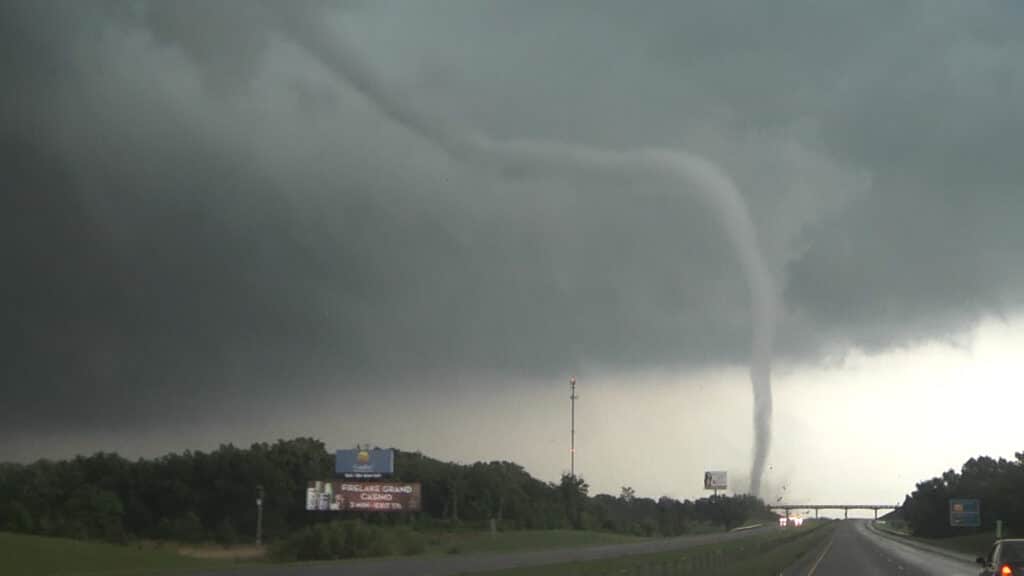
[0,437,774,543]
[901,452,1024,538]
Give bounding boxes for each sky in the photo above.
[2,0,1023,507]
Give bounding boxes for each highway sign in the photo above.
[949,498,980,527]
[704,470,727,490]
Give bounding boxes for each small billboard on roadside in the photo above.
[306,481,422,512]
[336,448,394,478]
[949,498,980,527]
[704,471,728,490]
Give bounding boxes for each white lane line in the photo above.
[806,535,835,576]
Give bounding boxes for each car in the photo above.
[977,539,1024,575]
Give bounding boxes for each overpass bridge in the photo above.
[770,504,899,520]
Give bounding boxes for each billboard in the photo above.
[704,471,728,490]
[306,481,422,512]
[336,448,394,478]
[949,498,980,527]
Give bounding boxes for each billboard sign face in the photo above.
[336,449,394,478]
[704,471,728,490]
[949,498,980,527]
[306,481,422,512]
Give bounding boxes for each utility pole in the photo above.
[569,376,578,477]
[256,485,264,545]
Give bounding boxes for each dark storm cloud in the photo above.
[2,1,1022,438]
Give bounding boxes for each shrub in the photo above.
[215,518,238,547]
[7,502,34,532]
[391,527,426,556]
[171,512,206,543]
[269,520,402,562]
[268,538,297,562]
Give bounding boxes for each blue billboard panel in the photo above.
[336,449,394,478]
[949,498,980,527]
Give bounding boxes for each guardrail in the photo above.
[729,523,763,533]
[867,521,977,565]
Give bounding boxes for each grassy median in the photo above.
[424,529,647,555]
[471,522,837,576]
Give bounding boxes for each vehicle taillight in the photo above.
[1001,564,1013,576]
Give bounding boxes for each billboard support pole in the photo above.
[256,485,264,545]
[569,377,579,477]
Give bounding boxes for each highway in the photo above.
[193,525,768,576]
[191,520,986,576]
[784,520,980,576]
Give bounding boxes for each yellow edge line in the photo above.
[806,535,835,576]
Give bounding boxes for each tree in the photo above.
[619,486,635,503]
[903,455,1024,538]
[559,474,589,529]
[215,517,239,546]
[0,438,782,543]
[65,485,125,540]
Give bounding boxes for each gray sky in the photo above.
[2,1,1023,506]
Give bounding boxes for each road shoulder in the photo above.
[865,521,977,564]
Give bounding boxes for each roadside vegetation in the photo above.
[473,521,835,576]
[910,531,999,557]
[421,528,646,555]
[0,437,776,564]
[874,521,1000,559]
[0,527,652,576]
[268,520,649,561]
[900,452,1024,541]
[0,531,241,576]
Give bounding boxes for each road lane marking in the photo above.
[806,535,835,576]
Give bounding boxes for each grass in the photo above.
[1,526,746,575]
[421,529,648,555]
[2,529,643,575]
[908,531,998,557]
[872,521,1018,557]
[1,531,252,576]
[469,522,836,576]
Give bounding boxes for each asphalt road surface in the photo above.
[784,520,980,576]
[193,526,768,576]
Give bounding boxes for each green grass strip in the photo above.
[472,522,837,576]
